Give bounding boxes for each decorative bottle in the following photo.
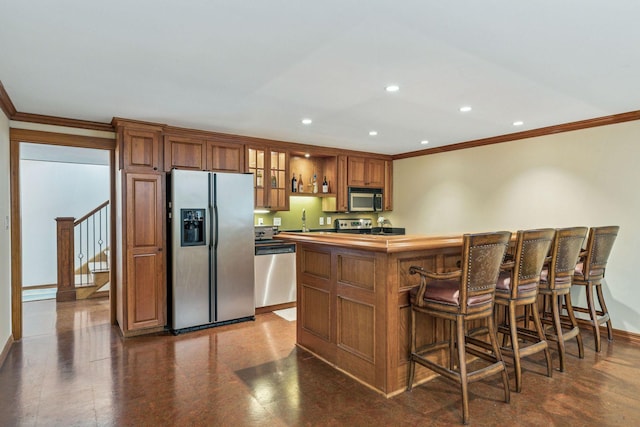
[298,174,304,193]
[322,176,329,193]
[291,173,297,193]
[312,173,318,193]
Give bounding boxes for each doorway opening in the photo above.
[10,129,116,341]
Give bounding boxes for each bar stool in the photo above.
[494,228,555,392]
[407,231,511,425]
[571,226,619,352]
[538,226,587,372]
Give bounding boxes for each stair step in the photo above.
[88,261,109,272]
[93,270,110,287]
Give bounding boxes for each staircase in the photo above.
[56,201,110,302]
[75,251,110,299]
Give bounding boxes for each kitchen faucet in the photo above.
[301,208,307,232]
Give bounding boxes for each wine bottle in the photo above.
[256,170,263,187]
[322,176,329,193]
[312,173,318,193]
[298,174,304,193]
[271,172,277,188]
[291,173,297,193]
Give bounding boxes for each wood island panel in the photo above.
[279,231,465,396]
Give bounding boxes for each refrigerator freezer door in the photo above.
[170,170,211,330]
[211,172,255,322]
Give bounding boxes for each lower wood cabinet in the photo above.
[117,171,166,335]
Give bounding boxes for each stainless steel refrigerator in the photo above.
[169,169,255,332]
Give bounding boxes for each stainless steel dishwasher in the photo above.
[254,227,296,309]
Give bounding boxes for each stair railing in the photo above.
[56,201,110,302]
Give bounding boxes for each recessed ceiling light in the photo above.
[385,85,399,92]
[420,140,429,145]
[304,153,310,158]
[301,118,312,125]
[369,131,378,136]
[459,106,472,112]
[513,120,524,126]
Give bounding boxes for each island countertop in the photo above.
[275,231,465,253]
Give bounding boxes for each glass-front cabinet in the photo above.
[247,146,289,211]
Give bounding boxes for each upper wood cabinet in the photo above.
[347,156,385,188]
[164,135,205,171]
[121,127,163,171]
[164,135,244,173]
[206,139,244,172]
[247,146,289,211]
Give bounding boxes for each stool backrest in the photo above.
[461,231,511,313]
[509,228,556,298]
[548,227,588,290]
[582,226,619,279]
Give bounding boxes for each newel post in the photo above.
[56,217,76,302]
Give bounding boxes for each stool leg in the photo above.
[564,292,584,359]
[530,300,553,378]
[456,317,469,425]
[551,294,566,372]
[596,282,613,341]
[508,301,522,392]
[487,311,510,405]
[407,309,416,391]
[585,282,601,352]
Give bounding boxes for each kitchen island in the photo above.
[276,231,468,397]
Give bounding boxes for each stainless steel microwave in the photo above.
[348,187,383,212]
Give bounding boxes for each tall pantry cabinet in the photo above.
[113,119,166,336]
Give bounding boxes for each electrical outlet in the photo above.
[319,217,324,226]
[273,217,282,226]
[257,217,264,225]
[326,216,332,225]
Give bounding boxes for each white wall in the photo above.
[0,112,11,346]
[390,120,640,333]
[20,159,109,286]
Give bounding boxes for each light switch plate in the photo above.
[319,217,324,225]
[326,216,332,225]
[257,217,264,225]
[273,217,282,226]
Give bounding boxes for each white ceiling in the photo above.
[2,1,640,155]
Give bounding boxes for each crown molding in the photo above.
[393,110,640,160]
[12,112,114,133]
[0,80,18,119]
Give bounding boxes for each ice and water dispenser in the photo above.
[181,209,205,246]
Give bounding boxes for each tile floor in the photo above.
[2,298,640,426]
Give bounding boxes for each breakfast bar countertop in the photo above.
[275,231,465,253]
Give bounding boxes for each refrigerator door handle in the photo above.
[213,203,219,250]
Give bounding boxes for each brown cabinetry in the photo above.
[205,139,244,172]
[247,146,289,210]
[164,135,205,171]
[120,172,166,334]
[121,127,163,171]
[347,156,385,188]
[164,135,244,173]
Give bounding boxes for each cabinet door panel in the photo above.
[366,158,385,188]
[165,137,205,170]
[123,128,162,171]
[206,141,244,172]
[347,157,366,186]
[127,252,162,329]
[125,173,165,331]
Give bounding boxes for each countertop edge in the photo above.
[275,231,464,253]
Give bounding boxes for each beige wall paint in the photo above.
[0,112,11,347]
[390,120,640,333]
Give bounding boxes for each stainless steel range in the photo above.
[335,218,405,235]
